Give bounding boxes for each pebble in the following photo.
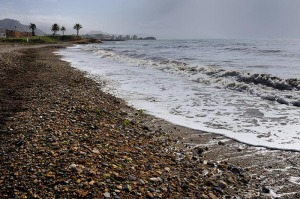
[139,179,145,185]
[69,163,77,171]
[123,184,132,192]
[147,192,154,198]
[128,175,137,181]
[104,192,111,198]
[164,167,170,172]
[208,192,219,199]
[149,177,158,182]
[218,180,228,189]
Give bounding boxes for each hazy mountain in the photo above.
[0,18,46,36]
[87,30,110,35]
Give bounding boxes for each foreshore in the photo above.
[0,44,299,198]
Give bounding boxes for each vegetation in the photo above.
[0,22,102,45]
[51,23,60,35]
[0,35,83,44]
[61,26,66,36]
[73,23,82,36]
[29,23,36,36]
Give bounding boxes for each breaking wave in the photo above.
[88,45,300,107]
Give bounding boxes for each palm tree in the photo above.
[73,23,82,36]
[51,23,60,35]
[29,23,36,36]
[61,26,66,36]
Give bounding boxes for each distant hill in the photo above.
[0,18,46,36]
[87,30,109,35]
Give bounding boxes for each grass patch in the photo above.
[0,35,82,44]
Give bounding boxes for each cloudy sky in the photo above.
[1,0,300,39]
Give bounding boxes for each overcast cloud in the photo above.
[1,0,300,39]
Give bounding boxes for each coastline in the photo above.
[0,45,299,198]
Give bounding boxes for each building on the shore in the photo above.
[0,30,6,38]
[5,30,32,38]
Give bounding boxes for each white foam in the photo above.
[289,176,300,185]
[55,44,300,151]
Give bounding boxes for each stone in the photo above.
[123,184,132,192]
[139,179,145,185]
[147,192,154,198]
[69,163,77,171]
[156,177,163,182]
[262,186,270,193]
[104,192,111,198]
[195,147,204,155]
[128,175,137,181]
[218,180,227,189]
[148,187,155,192]
[195,192,201,199]
[201,194,210,199]
[206,180,217,187]
[228,165,241,175]
[208,192,219,199]
[116,185,122,190]
[181,182,189,190]
[149,177,158,182]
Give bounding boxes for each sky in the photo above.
[1,0,300,39]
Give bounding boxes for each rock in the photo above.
[164,167,170,172]
[123,184,132,192]
[200,194,210,199]
[104,192,111,198]
[195,147,204,155]
[147,192,154,198]
[181,182,189,190]
[149,177,158,182]
[116,185,122,190]
[156,177,163,182]
[218,180,227,189]
[139,179,145,185]
[228,165,241,175]
[218,141,225,145]
[195,192,201,199]
[128,175,136,181]
[207,162,218,168]
[208,192,219,199]
[148,187,155,192]
[262,186,270,193]
[143,125,151,131]
[69,163,77,171]
[213,186,223,194]
[92,148,100,154]
[16,139,24,146]
[206,180,217,187]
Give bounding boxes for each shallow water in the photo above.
[56,39,300,151]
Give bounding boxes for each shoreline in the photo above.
[0,45,299,198]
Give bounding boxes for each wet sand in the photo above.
[0,44,299,198]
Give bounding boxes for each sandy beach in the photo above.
[0,45,299,198]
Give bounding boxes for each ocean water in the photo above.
[56,39,300,151]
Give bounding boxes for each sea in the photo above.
[56,39,300,151]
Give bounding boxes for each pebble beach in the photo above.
[0,44,299,198]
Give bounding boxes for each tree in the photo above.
[125,35,131,40]
[73,23,82,36]
[61,26,66,36]
[51,23,60,35]
[29,23,36,36]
